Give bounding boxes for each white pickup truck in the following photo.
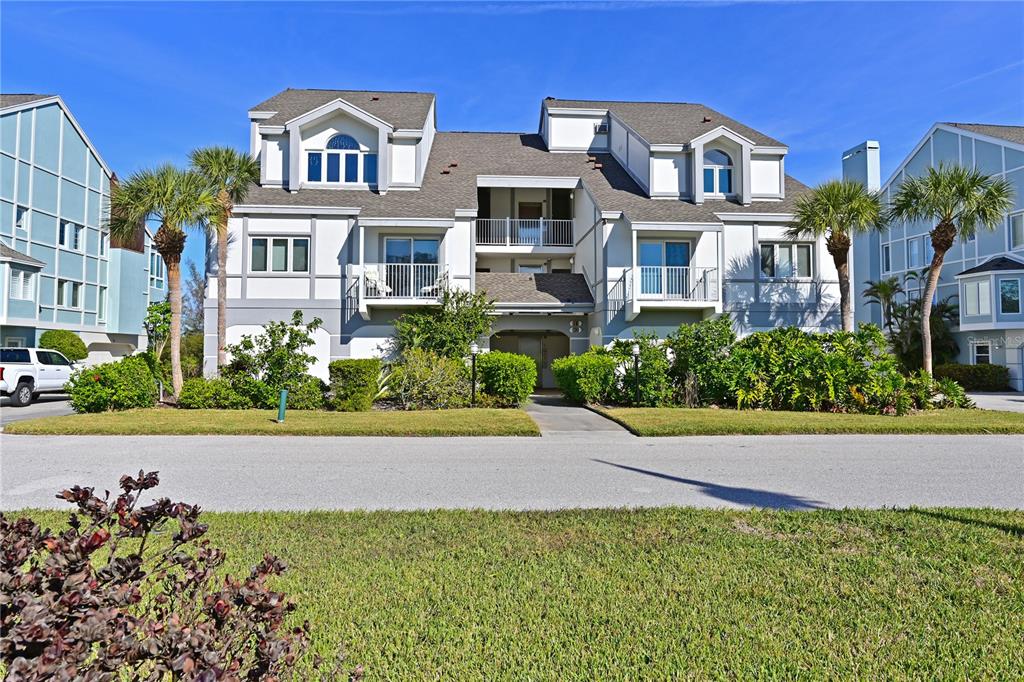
[0,347,80,407]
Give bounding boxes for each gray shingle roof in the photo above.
[944,123,1024,146]
[544,98,785,147]
[241,132,808,222]
[957,255,1024,276]
[0,94,55,109]
[251,89,435,129]
[476,273,594,305]
[0,242,45,267]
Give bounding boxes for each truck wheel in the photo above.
[10,382,34,407]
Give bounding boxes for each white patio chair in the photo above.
[365,267,392,297]
[419,270,448,297]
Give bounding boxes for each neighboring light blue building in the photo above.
[845,124,1024,390]
[0,94,163,361]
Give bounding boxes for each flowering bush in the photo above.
[0,471,361,681]
[66,355,158,413]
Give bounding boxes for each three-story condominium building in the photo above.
[0,94,162,361]
[845,124,1024,390]
[210,89,840,386]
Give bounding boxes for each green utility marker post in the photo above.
[277,389,288,423]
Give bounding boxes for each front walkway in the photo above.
[970,392,1024,413]
[524,393,632,438]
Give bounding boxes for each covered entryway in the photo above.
[490,331,570,389]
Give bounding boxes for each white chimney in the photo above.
[842,141,880,191]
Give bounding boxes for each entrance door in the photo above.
[517,202,544,245]
[541,334,570,388]
[489,332,571,390]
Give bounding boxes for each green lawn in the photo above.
[14,507,1024,678]
[3,408,540,437]
[596,406,1024,436]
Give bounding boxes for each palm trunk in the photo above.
[836,259,853,332]
[921,223,954,375]
[167,260,183,395]
[216,222,228,371]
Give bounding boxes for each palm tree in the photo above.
[108,165,215,395]
[788,179,886,331]
[862,276,903,331]
[188,147,260,370]
[889,164,1013,374]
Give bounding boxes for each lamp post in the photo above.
[631,342,641,406]
[470,342,480,406]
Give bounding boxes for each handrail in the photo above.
[476,218,574,247]
[636,265,719,301]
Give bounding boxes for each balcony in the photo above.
[363,263,447,300]
[476,218,573,248]
[637,266,719,301]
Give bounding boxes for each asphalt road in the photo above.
[0,395,74,425]
[2,433,1021,511]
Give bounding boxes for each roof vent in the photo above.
[593,162,603,170]
[448,162,458,168]
[370,96,380,101]
[440,169,451,175]
[702,116,712,123]
[587,156,597,163]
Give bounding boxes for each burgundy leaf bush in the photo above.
[0,471,362,681]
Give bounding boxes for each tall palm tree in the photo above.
[889,164,1013,374]
[188,147,260,370]
[108,165,215,395]
[787,179,887,331]
[862,276,903,331]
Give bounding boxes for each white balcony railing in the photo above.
[363,263,446,299]
[476,218,573,247]
[637,266,719,301]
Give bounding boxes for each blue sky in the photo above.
[3,1,1023,270]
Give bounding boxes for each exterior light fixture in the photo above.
[470,342,480,405]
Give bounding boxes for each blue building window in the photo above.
[307,153,322,182]
[326,134,360,150]
[326,153,341,182]
[364,154,378,185]
[345,154,358,182]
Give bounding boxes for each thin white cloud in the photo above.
[939,59,1024,92]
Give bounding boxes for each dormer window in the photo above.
[306,133,378,186]
[702,149,734,196]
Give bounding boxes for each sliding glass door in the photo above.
[384,238,440,297]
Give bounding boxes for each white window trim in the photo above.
[304,148,378,187]
[99,231,109,257]
[702,148,735,198]
[759,242,814,280]
[1009,212,1024,251]
[963,279,992,317]
[971,341,992,365]
[249,235,311,274]
[881,243,892,273]
[15,206,29,232]
[9,266,34,301]
[56,279,83,310]
[59,222,84,252]
[998,277,1021,315]
[98,286,108,321]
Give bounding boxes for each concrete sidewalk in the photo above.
[524,393,631,438]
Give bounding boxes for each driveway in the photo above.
[2,433,1021,511]
[969,392,1024,413]
[1,394,74,425]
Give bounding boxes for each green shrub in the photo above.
[287,375,327,410]
[934,363,1010,391]
[177,377,252,409]
[476,351,536,407]
[392,287,493,359]
[38,329,88,362]
[223,311,322,407]
[67,356,157,413]
[666,318,736,406]
[609,334,672,407]
[390,348,469,409]
[162,332,205,379]
[934,377,974,409]
[552,350,617,404]
[328,359,382,411]
[229,375,277,410]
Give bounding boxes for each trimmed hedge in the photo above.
[178,378,252,409]
[934,363,1010,392]
[476,351,536,407]
[39,329,88,362]
[390,348,469,410]
[552,351,617,404]
[67,356,158,413]
[328,359,381,411]
[287,375,327,410]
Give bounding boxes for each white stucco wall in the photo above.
[750,155,783,197]
[547,113,608,151]
[626,130,650,190]
[650,152,691,197]
[262,135,288,185]
[390,140,417,184]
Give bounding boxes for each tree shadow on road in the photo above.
[591,459,828,510]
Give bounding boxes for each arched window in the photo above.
[703,149,733,196]
[306,133,378,185]
[326,134,360,150]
